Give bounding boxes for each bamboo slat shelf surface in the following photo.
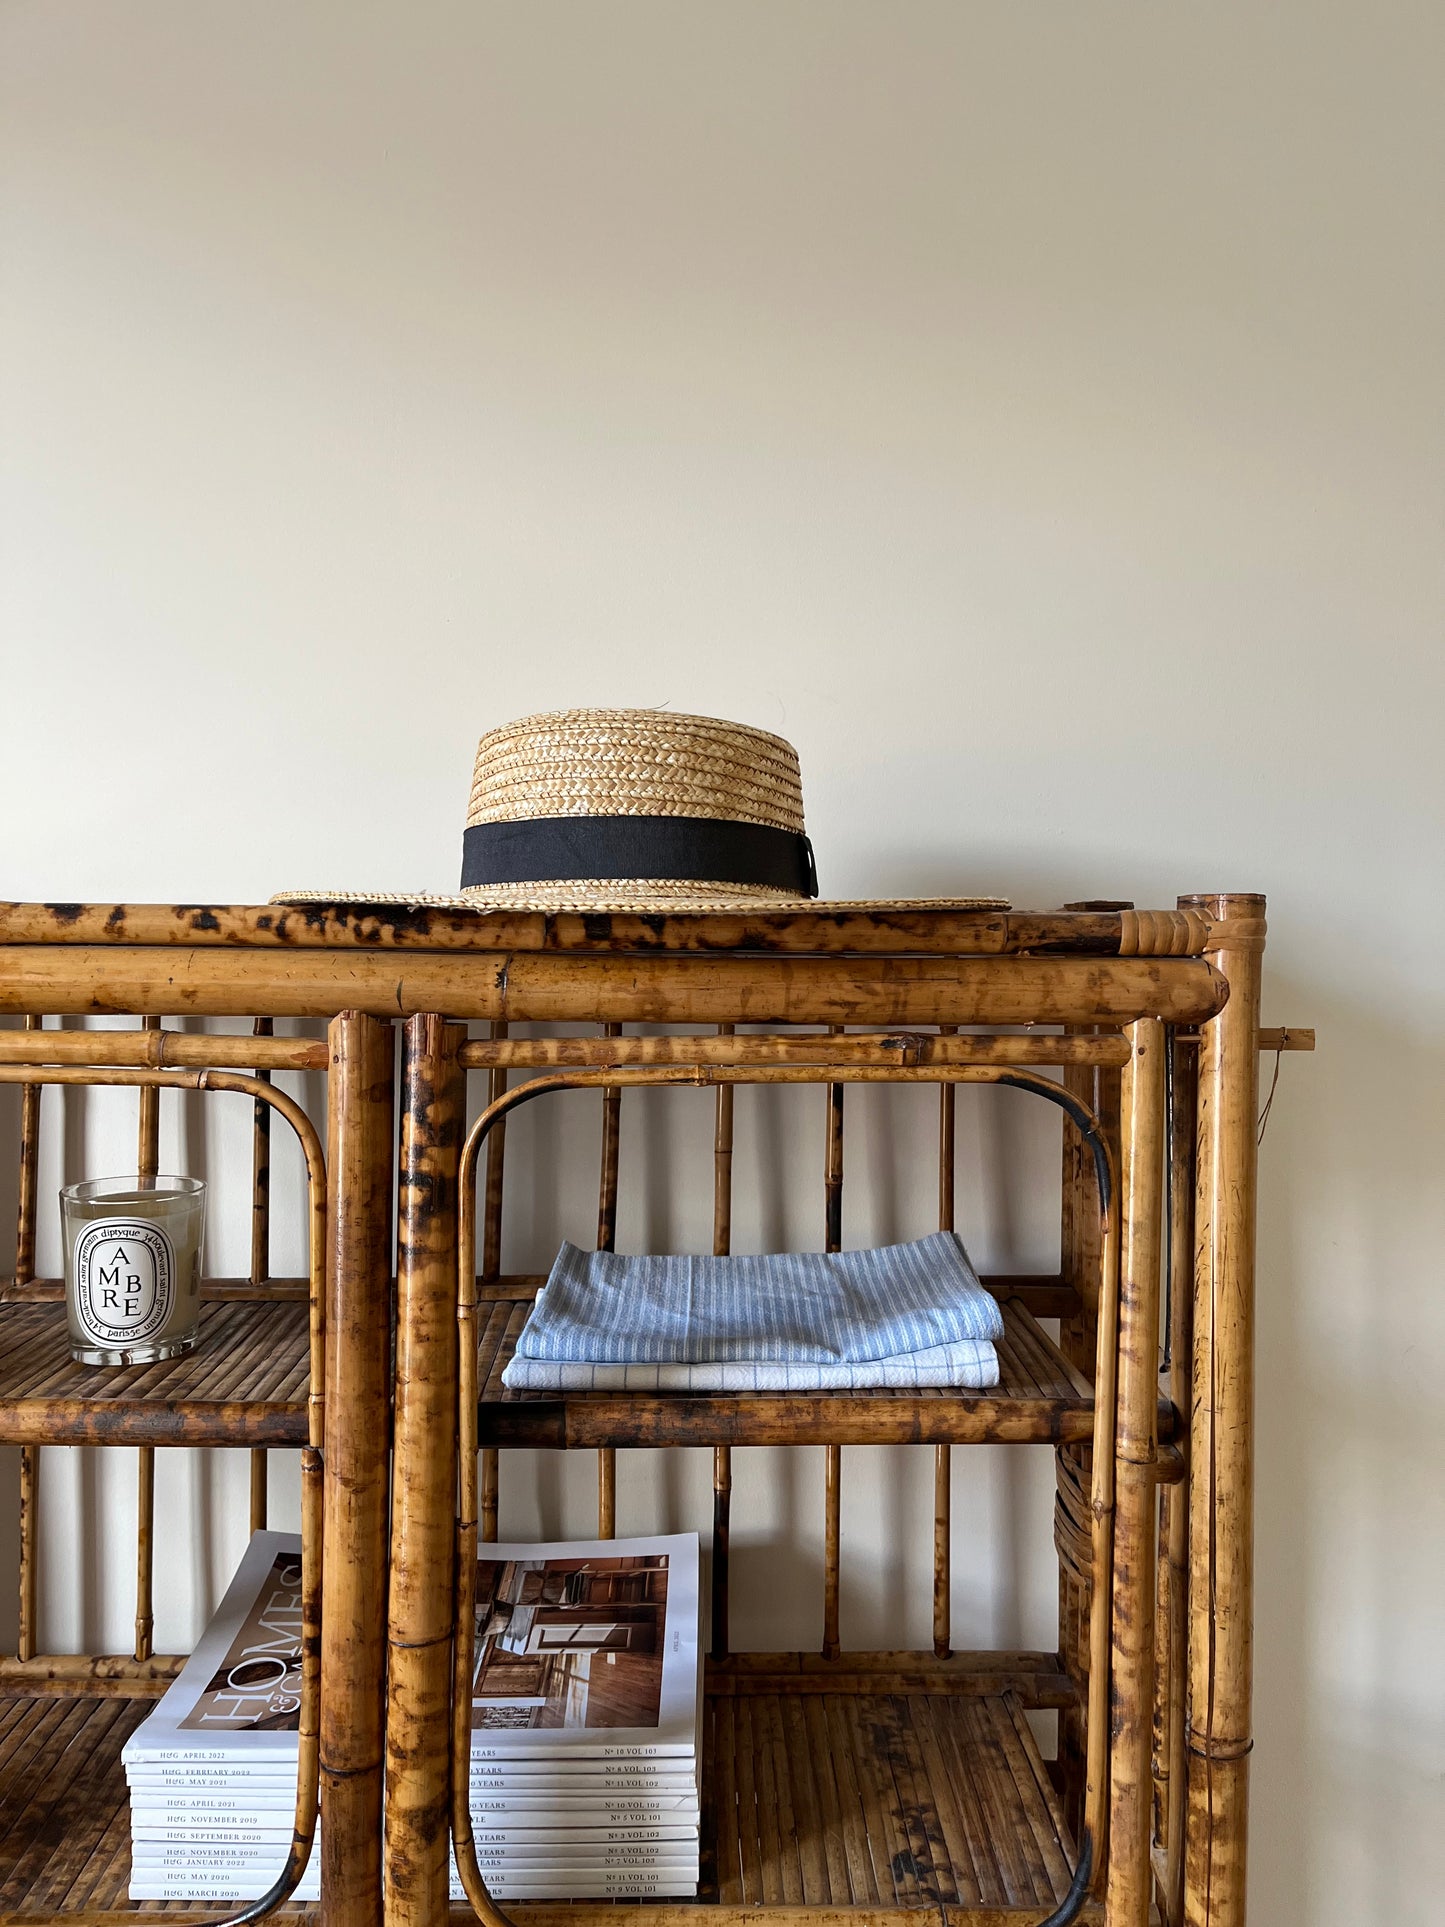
[476,1294,1172,1450]
[0,1301,310,1445]
[0,1685,1084,1924]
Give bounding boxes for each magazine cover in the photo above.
[123,1531,306,1766]
[466,1532,699,1759]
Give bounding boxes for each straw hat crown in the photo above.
[467,709,805,833]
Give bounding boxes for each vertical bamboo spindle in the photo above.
[322,1011,395,1927]
[137,1016,161,1182]
[1105,1019,1166,1927]
[596,1024,622,1540]
[479,1021,509,1545]
[1057,1022,1106,1834]
[15,1017,43,1665]
[14,1015,42,1287]
[17,1445,38,1665]
[934,1027,957,1659]
[1182,895,1265,1927]
[386,1015,466,1927]
[134,1018,161,1665]
[134,1447,155,1663]
[250,1017,273,1533]
[1160,1031,1198,1922]
[822,1052,844,1661]
[932,1445,951,1662]
[711,1026,735,1662]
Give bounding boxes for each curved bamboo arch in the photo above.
[452,1063,1121,1927]
[0,1062,326,1927]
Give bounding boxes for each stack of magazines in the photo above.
[122,1533,315,1903]
[122,1528,701,1902]
[464,1531,701,1898]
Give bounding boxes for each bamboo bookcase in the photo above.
[0,896,1309,1927]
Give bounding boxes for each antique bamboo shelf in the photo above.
[0,897,1309,1927]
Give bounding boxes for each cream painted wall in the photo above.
[2,5,1443,1921]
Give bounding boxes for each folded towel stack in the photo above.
[501,1232,1003,1391]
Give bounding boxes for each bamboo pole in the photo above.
[15,1017,42,1662]
[932,1445,951,1662]
[479,1453,499,1546]
[712,1026,735,1663]
[1082,1184,1122,1898]
[822,1048,844,1662]
[596,1025,623,1540]
[935,1026,956,1660]
[1182,894,1265,1927]
[1054,1011,1111,1836]
[1105,1019,1166,1926]
[136,1016,161,1180]
[823,1441,842,1663]
[479,1020,509,1546]
[711,1443,732,1664]
[321,1011,395,1927]
[0,1026,326,1070]
[459,1032,1133,1071]
[0,898,1214,957]
[17,1445,38,1664]
[250,1018,273,1283]
[1157,1030,1198,1924]
[134,1446,155,1664]
[133,1019,161,1667]
[386,1014,466,1927]
[0,944,1231,1027]
[249,1018,274,1531]
[13,1015,44,1286]
[453,1092,519,1927]
[0,1650,183,1692]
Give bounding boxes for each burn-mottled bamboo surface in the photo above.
[321,1012,395,1927]
[0,899,1212,958]
[1181,898,1265,1927]
[1105,1021,1166,1927]
[386,1017,466,1927]
[0,946,1228,1028]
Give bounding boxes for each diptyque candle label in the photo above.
[72,1219,176,1346]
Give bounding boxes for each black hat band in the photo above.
[462,814,818,897]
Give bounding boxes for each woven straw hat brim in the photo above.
[272,886,1010,913]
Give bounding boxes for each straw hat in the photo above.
[274,708,1007,914]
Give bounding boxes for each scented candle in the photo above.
[60,1175,205,1365]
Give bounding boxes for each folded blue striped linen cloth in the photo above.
[508,1231,1003,1366]
[501,1337,999,1392]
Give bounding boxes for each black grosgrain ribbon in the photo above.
[462,815,818,897]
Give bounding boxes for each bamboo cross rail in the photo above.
[0,900,1215,957]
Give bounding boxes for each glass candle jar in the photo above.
[59,1175,205,1366]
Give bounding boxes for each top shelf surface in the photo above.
[0,901,1214,959]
